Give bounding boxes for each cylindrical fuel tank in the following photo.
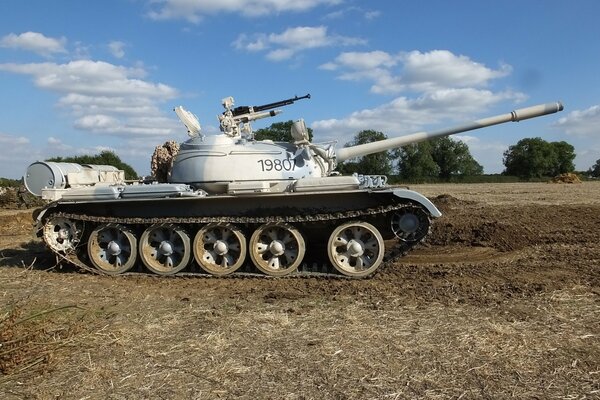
[25,161,123,197]
[24,161,84,196]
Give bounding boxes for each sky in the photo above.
[0,0,599,178]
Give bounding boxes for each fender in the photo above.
[390,188,442,218]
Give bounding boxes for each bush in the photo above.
[47,151,138,180]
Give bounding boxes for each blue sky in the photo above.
[0,0,599,178]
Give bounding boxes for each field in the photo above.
[1,182,599,399]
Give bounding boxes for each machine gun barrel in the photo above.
[235,109,282,123]
[231,94,310,117]
[336,102,564,163]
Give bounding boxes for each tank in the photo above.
[25,95,564,277]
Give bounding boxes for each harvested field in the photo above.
[1,182,599,399]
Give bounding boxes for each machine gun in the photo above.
[219,94,311,137]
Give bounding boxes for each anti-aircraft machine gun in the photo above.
[219,94,311,137]
[24,95,563,278]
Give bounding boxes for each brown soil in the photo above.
[1,182,599,399]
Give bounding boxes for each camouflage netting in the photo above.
[151,141,180,182]
[550,172,582,184]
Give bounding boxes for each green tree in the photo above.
[551,141,576,176]
[431,137,483,178]
[0,177,21,188]
[47,150,138,180]
[396,137,482,180]
[254,120,314,142]
[396,141,439,179]
[338,130,392,176]
[588,159,600,178]
[503,137,576,179]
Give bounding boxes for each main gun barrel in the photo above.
[335,102,564,163]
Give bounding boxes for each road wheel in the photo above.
[249,223,305,276]
[328,221,384,277]
[194,223,246,276]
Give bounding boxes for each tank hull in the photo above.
[36,187,439,277]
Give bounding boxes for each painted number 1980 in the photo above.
[257,159,296,172]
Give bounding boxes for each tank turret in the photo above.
[24,94,564,278]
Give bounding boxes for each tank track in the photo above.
[44,202,431,278]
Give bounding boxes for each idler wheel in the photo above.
[88,224,137,275]
[43,216,82,253]
[249,223,305,276]
[139,224,191,275]
[328,221,384,277]
[193,223,247,276]
[390,207,430,243]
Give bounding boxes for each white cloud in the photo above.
[0,61,175,98]
[73,114,179,136]
[575,146,600,171]
[552,105,600,170]
[0,133,30,146]
[0,133,38,177]
[313,48,524,172]
[47,136,73,152]
[73,41,91,59]
[234,26,365,61]
[0,32,67,57]
[46,136,119,157]
[321,50,512,95]
[148,0,342,22]
[333,50,398,70]
[400,50,512,92]
[58,94,160,116]
[318,62,337,71]
[323,6,381,21]
[364,10,381,20]
[108,41,126,58]
[554,105,600,137]
[267,48,296,62]
[313,88,521,139]
[0,60,180,138]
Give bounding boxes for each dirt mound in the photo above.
[427,199,532,252]
[430,193,475,206]
[429,219,527,251]
[550,172,581,184]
